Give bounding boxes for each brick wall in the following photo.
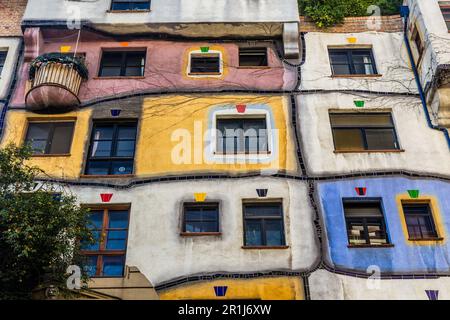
[300,15,403,33]
[0,0,28,37]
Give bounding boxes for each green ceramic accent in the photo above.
[354,100,365,108]
[200,47,210,53]
[407,190,420,198]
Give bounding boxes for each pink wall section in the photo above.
[12,38,297,107]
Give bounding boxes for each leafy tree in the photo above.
[0,144,93,299]
[298,0,403,28]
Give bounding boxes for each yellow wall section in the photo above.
[0,109,92,179]
[159,277,304,300]
[136,95,297,176]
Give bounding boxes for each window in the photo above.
[183,203,219,234]
[24,122,75,155]
[343,199,389,246]
[440,2,450,30]
[0,50,7,75]
[243,202,285,247]
[329,49,377,75]
[85,122,137,175]
[239,48,268,67]
[330,113,400,151]
[111,0,150,11]
[411,25,424,62]
[82,207,129,277]
[402,202,439,240]
[190,53,220,74]
[216,117,268,154]
[99,51,146,77]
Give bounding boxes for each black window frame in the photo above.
[110,0,151,11]
[440,3,450,30]
[24,121,75,155]
[0,50,7,75]
[343,198,390,247]
[182,202,220,234]
[239,47,269,67]
[402,201,439,241]
[243,202,286,247]
[98,50,146,77]
[329,112,400,151]
[216,117,269,154]
[85,121,138,176]
[189,53,221,74]
[328,48,378,76]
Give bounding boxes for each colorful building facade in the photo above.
[0,0,449,300]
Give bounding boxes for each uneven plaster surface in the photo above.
[0,37,21,100]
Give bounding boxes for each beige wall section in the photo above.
[0,109,92,179]
[159,277,304,300]
[135,95,298,176]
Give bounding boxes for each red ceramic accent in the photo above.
[355,187,367,196]
[100,194,113,202]
[236,104,246,113]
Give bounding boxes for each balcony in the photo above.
[25,53,88,112]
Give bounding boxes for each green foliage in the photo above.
[0,144,93,299]
[298,0,403,28]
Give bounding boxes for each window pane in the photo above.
[91,140,113,157]
[110,161,133,174]
[106,230,127,250]
[49,123,74,154]
[29,140,47,154]
[367,221,387,245]
[86,161,111,175]
[84,256,98,277]
[125,67,144,76]
[191,56,220,73]
[239,48,268,67]
[108,211,129,229]
[330,52,349,64]
[333,129,364,150]
[332,64,351,75]
[116,140,136,157]
[245,221,262,246]
[245,204,281,217]
[27,123,51,140]
[88,211,104,229]
[93,126,114,140]
[365,129,398,150]
[265,220,284,246]
[344,202,383,217]
[330,114,393,126]
[347,221,367,245]
[81,231,101,250]
[185,221,217,233]
[353,63,375,75]
[101,52,122,66]
[102,255,125,276]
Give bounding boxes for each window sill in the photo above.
[188,72,222,76]
[237,66,270,69]
[242,245,289,250]
[408,237,444,242]
[334,149,405,154]
[80,174,135,179]
[331,74,382,78]
[214,151,271,155]
[93,76,145,80]
[347,244,394,248]
[107,10,151,13]
[180,232,222,237]
[30,153,71,157]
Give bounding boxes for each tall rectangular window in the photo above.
[343,199,389,246]
[330,113,400,151]
[111,0,150,11]
[82,207,129,277]
[183,203,219,234]
[402,202,439,240]
[190,54,220,74]
[329,49,377,75]
[0,50,7,75]
[85,122,137,175]
[239,48,268,67]
[440,2,450,30]
[99,51,146,77]
[411,24,424,62]
[216,117,268,154]
[243,202,285,247]
[24,122,75,155]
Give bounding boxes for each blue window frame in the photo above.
[111,0,150,11]
[82,207,130,277]
[183,203,219,233]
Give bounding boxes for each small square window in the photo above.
[343,199,389,246]
[239,47,268,67]
[190,54,221,74]
[402,202,439,240]
[183,203,219,234]
[111,0,150,11]
[329,49,377,75]
[99,51,146,77]
[25,122,75,155]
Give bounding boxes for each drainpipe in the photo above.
[400,5,450,149]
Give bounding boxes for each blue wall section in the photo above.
[318,177,450,273]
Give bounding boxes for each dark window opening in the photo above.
[402,202,439,240]
[111,0,150,11]
[99,51,146,77]
[440,3,450,30]
[81,207,129,277]
[216,117,268,154]
[25,122,75,155]
[411,25,424,61]
[0,51,7,75]
[85,122,137,175]
[329,49,377,75]
[243,202,285,247]
[343,199,389,246]
[330,113,399,151]
[183,203,219,233]
[190,54,220,74]
[239,47,268,67]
